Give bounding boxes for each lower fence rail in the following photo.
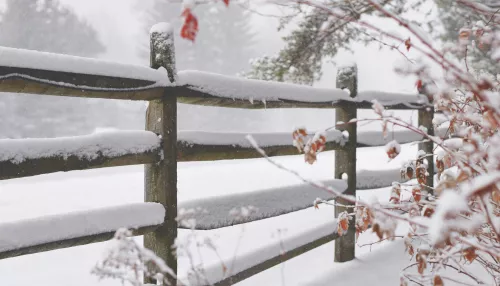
[213,232,339,286]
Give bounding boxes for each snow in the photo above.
[175,185,408,285]
[358,125,448,146]
[179,214,336,285]
[0,130,160,164]
[384,140,401,155]
[0,203,164,253]
[0,46,169,84]
[179,179,347,229]
[177,126,449,149]
[178,130,344,148]
[177,70,427,105]
[0,72,166,93]
[443,138,463,150]
[0,143,439,286]
[0,149,490,285]
[357,90,427,107]
[428,191,470,245]
[149,22,173,35]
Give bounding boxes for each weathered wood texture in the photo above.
[144,25,178,285]
[334,65,358,263]
[0,66,166,100]
[0,151,160,181]
[213,232,339,286]
[0,225,159,260]
[177,140,344,162]
[175,86,425,110]
[419,106,435,192]
[0,131,428,182]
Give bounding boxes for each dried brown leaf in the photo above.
[463,247,477,263]
[433,275,444,286]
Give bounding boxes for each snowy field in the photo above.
[0,140,493,285]
[0,140,425,286]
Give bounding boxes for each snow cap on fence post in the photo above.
[150,22,177,83]
[336,64,357,98]
[334,63,358,263]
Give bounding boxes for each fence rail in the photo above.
[0,23,435,285]
[0,203,164,260]
[0,126,446,181]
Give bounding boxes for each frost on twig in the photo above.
[92,228,175,286]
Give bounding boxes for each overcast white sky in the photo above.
[49,0,418,93]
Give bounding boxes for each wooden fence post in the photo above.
[418,105,434,193]
[145,23,177,285]
[334,65,357,262]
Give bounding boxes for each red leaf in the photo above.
[404,38,411,51]
[222,0,230,6]
[416,79,423,90]
[181,8,198,42]
[337,212,350,236]
[412,186,422,202]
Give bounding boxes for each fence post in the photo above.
[418,99,434,193]
[145,23,177,285]
[334,65,357,262]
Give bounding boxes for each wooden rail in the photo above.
[0,22,435,286]
[178,139,344,161]
[0,128,423,181]
[0,151,160,180]
[0,225,158,260]
[175,85,427,110]
[214,231,339,286]
[0,202,165,260]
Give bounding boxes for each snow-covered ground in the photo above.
[0,141,422,286]
[0,138,493,285]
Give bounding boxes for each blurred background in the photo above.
[0,0,418,139]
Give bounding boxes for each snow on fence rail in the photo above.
[176,70,429,110]
[0,23,436,285]
[207,220,339,286]
[0,47,171,100]
[178,126,449,162]
[182,164,442,230]
[178,129,346,161]
[0,127,446,181]
[0,46,427,110]
[0,203,165,260]
[0,131,162,180]
[180,179,347,229]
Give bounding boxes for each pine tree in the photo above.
[0,0,107,138]
[435,0,500,77]
[0,0,104,56]
[245,0,499,85]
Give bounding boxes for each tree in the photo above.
[245,0,500,85]
[0,0,104,57]
[139,0,256,75]
[244,0,416,84]
[0,0,108,138]
[435,0,500,77]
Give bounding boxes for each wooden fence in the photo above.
[0,23,434,285]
